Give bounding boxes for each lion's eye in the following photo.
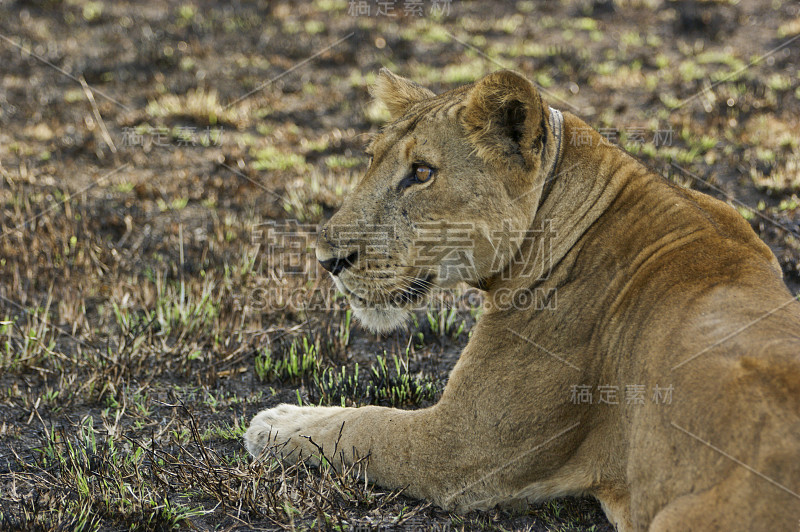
[414,165,434,183]
[397,163,436,192]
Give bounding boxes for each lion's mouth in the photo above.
[337,275,434,309]
[388,275,433,307]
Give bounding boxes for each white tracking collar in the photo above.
[544,106,564,184]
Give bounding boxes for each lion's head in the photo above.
[316,69,561,333]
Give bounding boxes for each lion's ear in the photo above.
[462,70,545,169]
[370,68,435,119]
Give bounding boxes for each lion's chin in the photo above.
[350,304,410,334]
[332,275,425,334]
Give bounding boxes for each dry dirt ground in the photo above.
[0,0,799,530]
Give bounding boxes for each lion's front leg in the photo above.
[244,401,574,513]
[245,404,430,474]
[245,403,492,510]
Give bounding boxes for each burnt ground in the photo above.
[0,0,799,530]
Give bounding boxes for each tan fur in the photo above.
[369,67,435,120]
[246,70,800,531]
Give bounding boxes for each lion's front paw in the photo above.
[244,404,343,460]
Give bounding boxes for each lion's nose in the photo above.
[319,250,358,276]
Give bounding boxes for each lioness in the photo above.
[245,69,800,531]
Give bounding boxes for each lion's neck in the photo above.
[484,112,640,304]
